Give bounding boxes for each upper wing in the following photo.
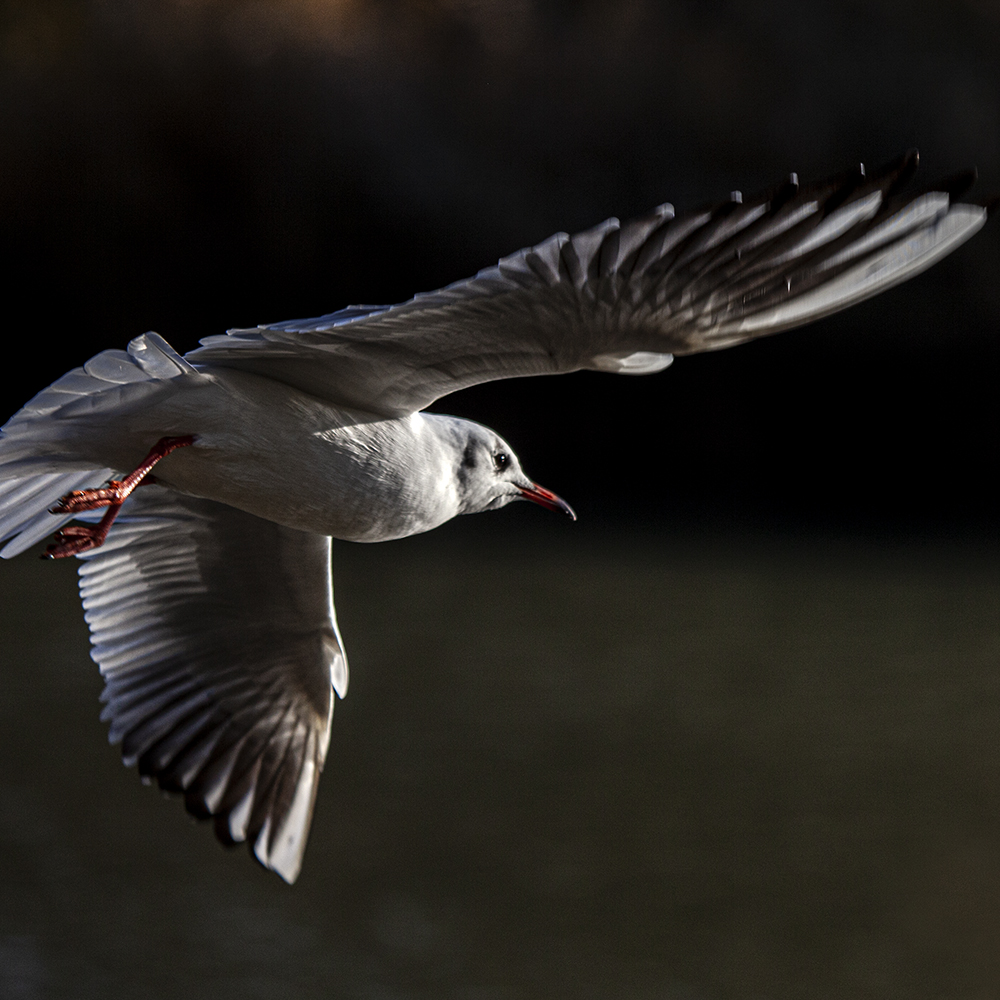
[76,485,348,883]
[188,151,988,417]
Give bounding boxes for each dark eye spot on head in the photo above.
[493,451,510,473]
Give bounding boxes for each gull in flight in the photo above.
[0,151,989,881]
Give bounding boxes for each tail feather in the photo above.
[0,332,200,559]
[0,470,115,558]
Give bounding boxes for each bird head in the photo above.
[447,418,576,520]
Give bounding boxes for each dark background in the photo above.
[4,5,1000,998]
[2,0,998,535]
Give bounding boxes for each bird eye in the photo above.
[493,451,510,472]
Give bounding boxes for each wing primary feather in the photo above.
[76,487,342,880]
[185,151,988,414]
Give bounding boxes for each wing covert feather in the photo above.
[188,152,987,415]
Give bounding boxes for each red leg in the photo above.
[44,501,125,559]
[50,436,196,514]
[44,435,195,559]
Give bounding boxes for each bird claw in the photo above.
[44,524,109,559]
[50,481,125,514]
[43,435,196,559]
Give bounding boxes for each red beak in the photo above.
[517,482,577,520]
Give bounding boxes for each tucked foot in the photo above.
[44,523,112,559]
[50,481,126,514]
[43,434,196,560]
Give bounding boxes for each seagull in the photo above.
[0,151,989,882]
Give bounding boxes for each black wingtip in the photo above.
[935,167,979,202]
[893,163,983,207]
[736,172,798,214]
[767,172,800,211]
[184,790,212,821]
[881,148,921,196]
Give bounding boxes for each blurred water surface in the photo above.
[1,518,999,999]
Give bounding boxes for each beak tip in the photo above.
[518,482,577,522]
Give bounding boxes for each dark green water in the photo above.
[2,520,999,999]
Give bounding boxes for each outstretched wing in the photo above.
[189,151,988,417]
[76,486,348,883]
